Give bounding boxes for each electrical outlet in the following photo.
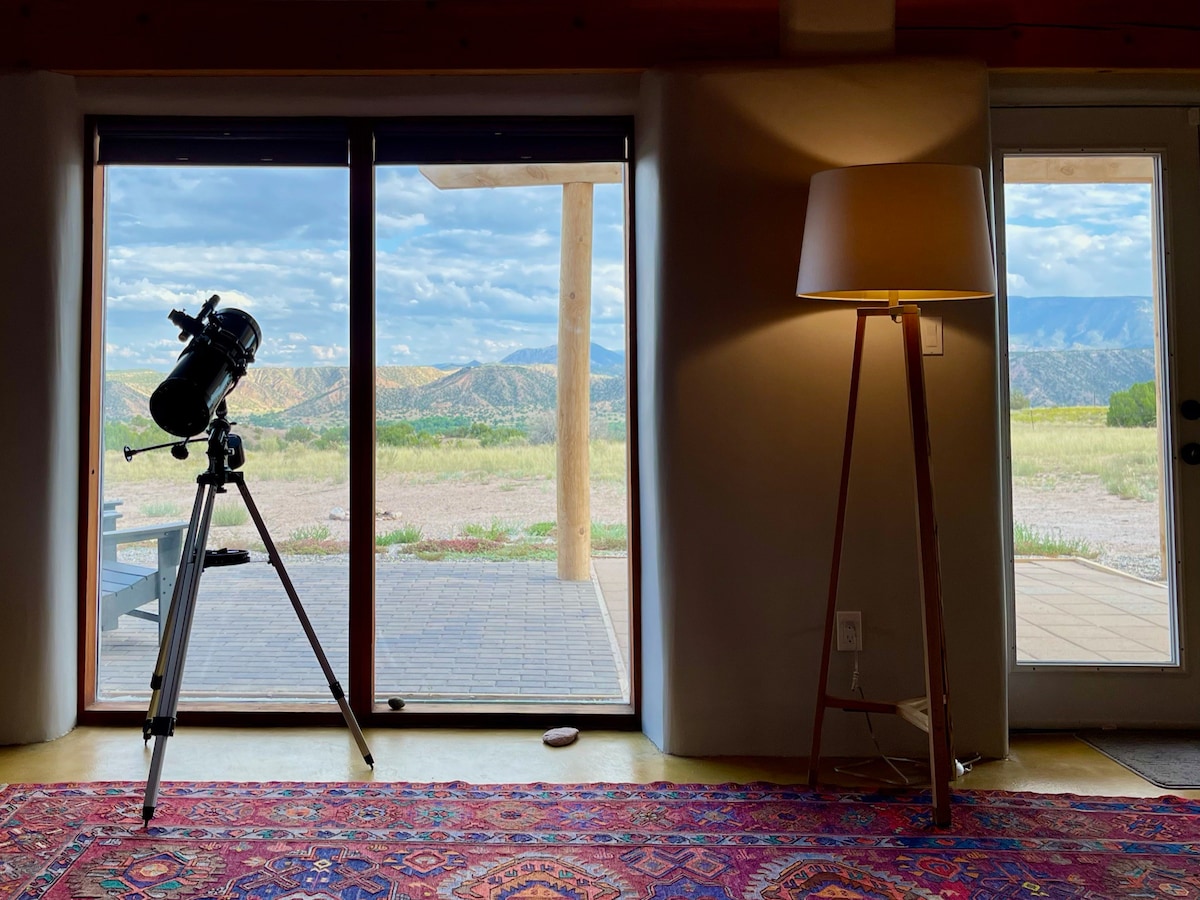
[835,611,862,652]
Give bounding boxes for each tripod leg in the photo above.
[144,482,208,742]
[234,477,375,768]
[142,484,218,825]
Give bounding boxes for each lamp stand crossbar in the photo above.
[806,305,954,828]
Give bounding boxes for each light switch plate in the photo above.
[921,315,943,356]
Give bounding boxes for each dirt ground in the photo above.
[109,473,1164,579]
[1010,477,1164,580]
[108,475,630,547]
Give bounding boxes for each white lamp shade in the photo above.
[795,163,996,301]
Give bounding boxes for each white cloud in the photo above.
[310,344,347,362]
[102,164,627,370]
[1003,182,1154,297]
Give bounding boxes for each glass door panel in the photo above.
[372,163,631,707]
[97,165,350,704]
[1003,155,1175,665]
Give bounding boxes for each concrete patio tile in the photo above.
[1015,636,1098,662]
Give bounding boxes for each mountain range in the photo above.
[107,300,1165,425]
[1008,296,1153,351]
[106,343,627,427]
[1007,296,1156,406]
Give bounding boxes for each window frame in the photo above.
[79,114,640,731]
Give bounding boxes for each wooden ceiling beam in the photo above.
[896,0,1200,69]
[7,0,1200,75]
[1,0,779,75]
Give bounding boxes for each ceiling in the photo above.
[2,0,1199,75]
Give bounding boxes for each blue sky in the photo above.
[104,166,627,371]
[103,165,1155,371]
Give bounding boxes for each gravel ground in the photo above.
[1011,477,1165,581]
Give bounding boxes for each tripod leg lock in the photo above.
[148,716,176,737]
[329,681,346,701]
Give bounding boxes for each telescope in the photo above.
[149,294,261,437]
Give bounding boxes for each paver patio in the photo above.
[1014,557,1171,664]
[98,557,631,704]
[98,556,1163,704]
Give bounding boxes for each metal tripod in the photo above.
[140,406,373,825]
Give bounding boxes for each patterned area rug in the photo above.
[4,781,1200,899]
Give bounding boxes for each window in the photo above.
[83,117,636,722]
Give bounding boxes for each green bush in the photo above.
[284,425,317,444]
[1010,389,1031,410]
[377,422,439,448]
[1108,381,1156,428]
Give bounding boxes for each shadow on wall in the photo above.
[640,58,1003,759]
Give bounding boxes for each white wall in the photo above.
[0,72,82,744]
[636,59,1007,758]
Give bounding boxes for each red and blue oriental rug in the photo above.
[3,781,1199,899]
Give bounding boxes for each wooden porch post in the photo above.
[557,182,594,580]
[418,164,620,582]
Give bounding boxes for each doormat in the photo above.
[6,780,1200,898]
[1079,729,1200,789]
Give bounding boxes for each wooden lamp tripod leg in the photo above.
[808,310,870,787]
[899,309,954,828]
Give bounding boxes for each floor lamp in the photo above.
[796,163,996,828]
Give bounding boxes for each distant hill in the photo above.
[500,343,625,375]
[1010,348,1155,407]
[106,361,626,428]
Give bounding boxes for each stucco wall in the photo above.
[0,72,82,744]
[636,59,1007,758]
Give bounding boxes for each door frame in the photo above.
[992,105,1200,728]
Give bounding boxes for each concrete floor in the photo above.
[0,729,1195,801]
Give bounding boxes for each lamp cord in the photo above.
[845,650,918,786]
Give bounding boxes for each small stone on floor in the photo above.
[542,727,579,747]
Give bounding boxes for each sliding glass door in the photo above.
[83,117,635,720]
[372,162,630,706]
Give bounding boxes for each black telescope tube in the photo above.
[150,308,261,437]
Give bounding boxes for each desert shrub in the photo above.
[1010,389,1031,410]
[212,504,249,527]
[141,501,183,517]
[376,524,423,546]
[590,522,628,551]
[1013,523,1098,558]
[462,520,514,541]
[290,523,332,542]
